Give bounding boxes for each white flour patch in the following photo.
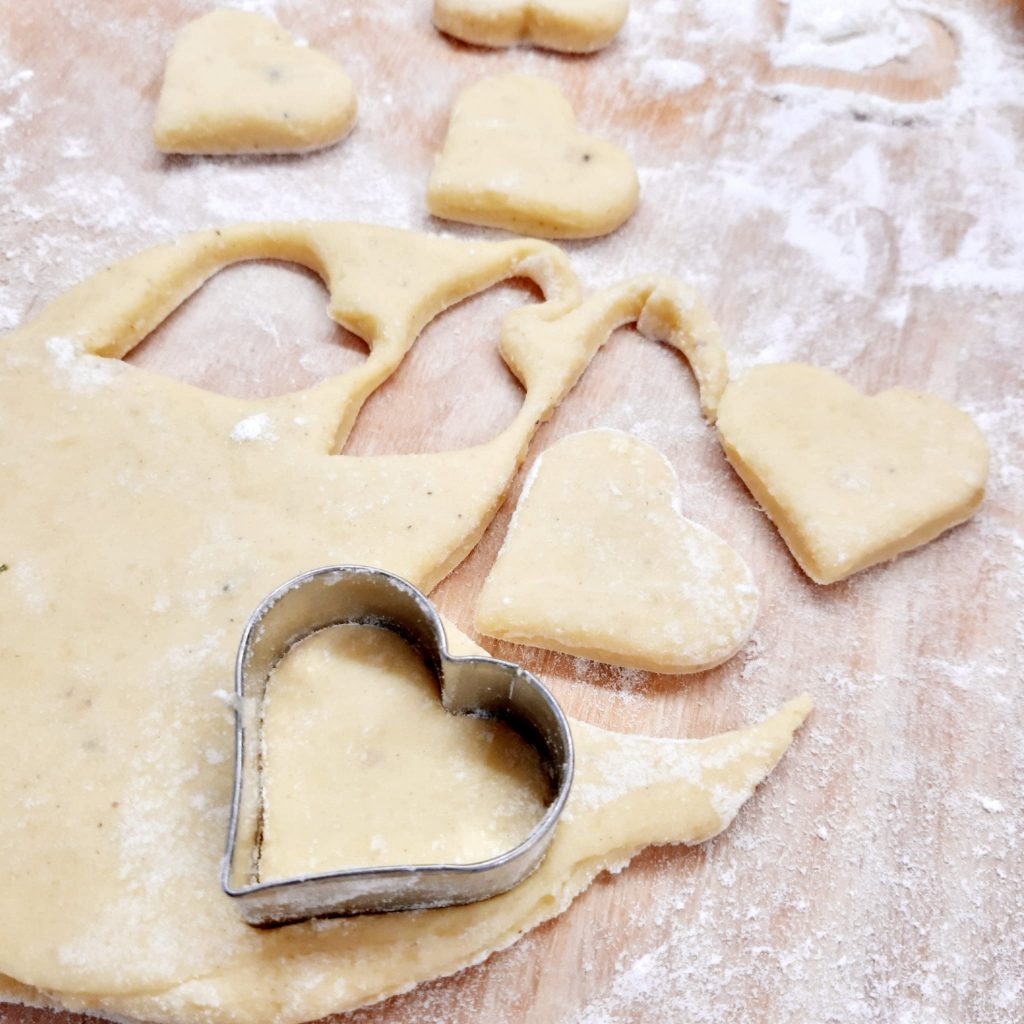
[45,336,125,394]
[774,0,930,72]
[230,412,277,442]
[2,0,1023,1021]
[638,57,706,93]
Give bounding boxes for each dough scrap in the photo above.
[716,363,989,585]
[477,429,759,673]
[153,9,357,155]
[0,223,802,1024]
[433,0,629,53]
[427,74,639,239]
[259,623,548,879]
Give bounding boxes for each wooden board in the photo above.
[1,1,1022,1022]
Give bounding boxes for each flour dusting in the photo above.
[230,412,277,442]
[774,0,929,72]
[1,0,1023,1022]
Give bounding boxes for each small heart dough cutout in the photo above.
[433,0,630,53]
[716,363,989,585]
[153,9,357,155]
[476,429,759,673]
[427,74,639,239]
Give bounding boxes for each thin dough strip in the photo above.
[504,275,728,424]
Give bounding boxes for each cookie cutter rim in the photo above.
[222,564,574,927]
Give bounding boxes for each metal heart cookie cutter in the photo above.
[222,565,574,927]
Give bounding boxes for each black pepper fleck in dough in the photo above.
[0,563,8,573]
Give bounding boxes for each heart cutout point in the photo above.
[716,363,989,585]
[433,0,630,53]
[154,9,357,155]
[427,74,639,239]
[476,429,759,674]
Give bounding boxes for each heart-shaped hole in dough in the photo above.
[128,261,368,399]
[344,279,542,456]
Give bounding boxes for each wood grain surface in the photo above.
[1,2,1022,1023]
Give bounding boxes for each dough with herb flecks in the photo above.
[427,74,639,239]
[477,430,759,672]
[433,0,629,53]
[716,363,989,584]
[0,223,808,1024]
[154,9,357,155]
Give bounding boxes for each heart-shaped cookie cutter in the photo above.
[222,565,574,927]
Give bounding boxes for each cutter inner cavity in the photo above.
[256,622,549,882]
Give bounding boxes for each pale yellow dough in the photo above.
[427,74,639,239]
[716,363,989,585]
[259,624,548,879]
[0,222,807,1024]
[477,429,759,673]
[433,0,629,52]
[153,9,357,155]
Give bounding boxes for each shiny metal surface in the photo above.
[222,565,574,927]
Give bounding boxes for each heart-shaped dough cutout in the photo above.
[716,363,989,585]
[258,622,549,884]
[427,74,639,239]
[433,0,629,53]
[153,9,357,155]
[476,429,759,673]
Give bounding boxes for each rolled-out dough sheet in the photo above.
[0,222,806,1023]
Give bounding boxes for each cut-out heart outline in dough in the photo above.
[477,429,759,673]
[154,9,357,155]
[427,74,639,239]
[716,363,989,585]
[433,0,630,53]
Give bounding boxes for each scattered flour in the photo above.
[1,0,1023,1022]
[45,335,124,394]
[774,0,930,72]
[638,57,706,93]
[230,412,276,442]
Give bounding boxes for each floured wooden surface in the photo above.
[0,1,1022,1022]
